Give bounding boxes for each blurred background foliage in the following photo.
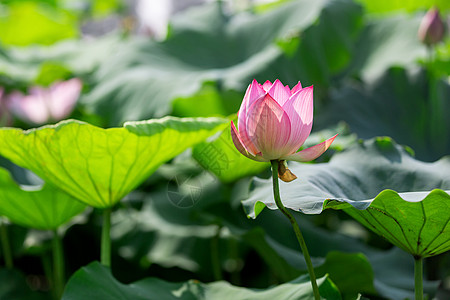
[0,0,449,299]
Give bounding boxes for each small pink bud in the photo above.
[418,8,445,45]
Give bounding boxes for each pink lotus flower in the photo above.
[8,78,82,125]
[231,79,337,163]
[418,8,445,45]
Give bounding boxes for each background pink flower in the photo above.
[8,78,82,125]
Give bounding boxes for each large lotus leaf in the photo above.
[62,261,341,300]
[82,0,367,125]
[0,117,227,208]
[0,167,86,230]
[325,189,450,258]
[243,137,450,257]
[318,67,450,161]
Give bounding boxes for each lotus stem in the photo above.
[0,219,13,269]
[414,256,423,300]
[270,160,320,300]
[101,208,112,267]
[52,229,65,299]
[211,225,222,281]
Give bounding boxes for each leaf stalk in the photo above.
[0,219,13,269]
[270,160,320,300]
[52,229,65,299]
[414,256,423,300]
[101,208,112,267]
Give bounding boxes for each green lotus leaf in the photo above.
[62,261,341,300]
[82,0,352,125]
[243,137,450,257]
[319,67,450,161]
[192,118,269,183]
[0,2,77,47]
[325,189,450,258]
[0,167,85,230]
[0,117,227,208]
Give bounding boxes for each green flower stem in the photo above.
[414,257,423,300]
[0,220,13,269]
[101,208,112,267]
[52,229,65,299]
[271,160,320,300]
[211,225,223,281]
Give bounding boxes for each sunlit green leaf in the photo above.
[0,167,86,230]
[0,2,78,46]
[0,117,227,208]
[243,138,450,257]
[62,261,341,300]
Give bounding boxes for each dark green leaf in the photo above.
[62,261,341,300]
[0,268,47,300]
[319,67,450,161]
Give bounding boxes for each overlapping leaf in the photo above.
[319,67,450,161]
[325,189,450,257]
[62,262,341,300]
[82,0,362,125]
[0,117,227,208]
[111,167,427,299]
[0,35,121,85]
[0,167,86,230]
[243,138,450,257]
[193,119,269,183]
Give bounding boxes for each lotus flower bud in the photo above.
[418,8,445,45]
